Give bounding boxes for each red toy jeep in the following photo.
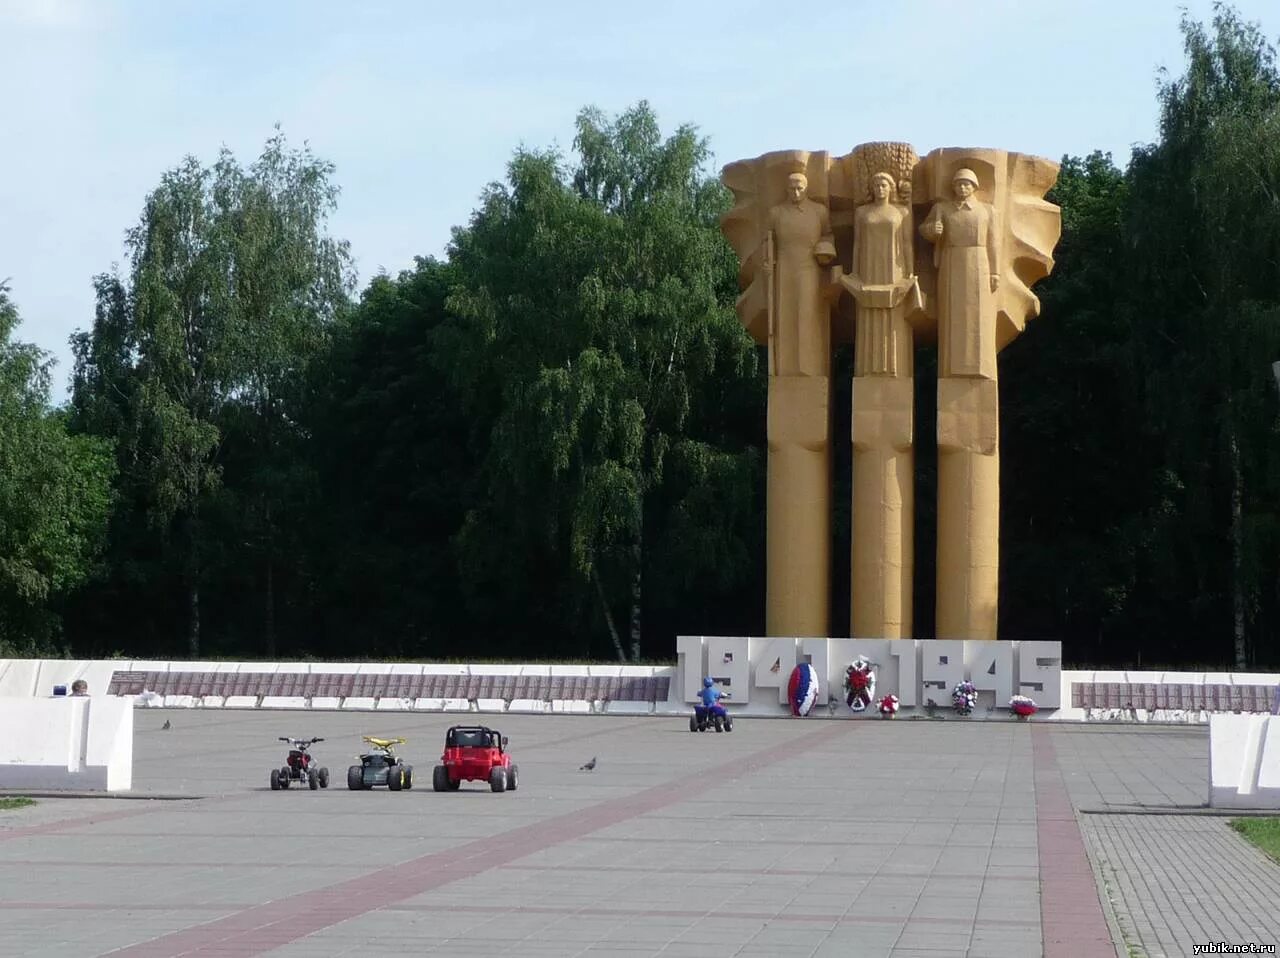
[432,725,519,793]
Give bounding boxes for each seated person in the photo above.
[71,679,89,696]
[697,676,728,717]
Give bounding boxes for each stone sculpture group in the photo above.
[720,144,1061,642]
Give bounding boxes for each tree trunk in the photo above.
[264,558,276,659]
[187,514,201,659]
[263,498,276,658]
[629,540,642,662]
[1230,429,1247,669]
[187,578,201,659]
[592,568,628,664]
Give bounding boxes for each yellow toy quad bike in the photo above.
[347,736,413,791]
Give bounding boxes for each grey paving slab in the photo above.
[1048,723,1280,958]
[0,709,1271,957]
[1048,724,1209,811]
[7,713,1024,958]
[1080,814,1280,958]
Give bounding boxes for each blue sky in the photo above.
[2,0,1277,403]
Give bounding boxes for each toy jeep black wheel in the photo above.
[714,715,724,732]
[388,764,404,791]
[308,770,319,790]
[433,766,449,792]
[347,765,362,790]
[403,766,413,790]
[489,767,507,793]
[689,716,698,732]
[507,764,519,791]
[270,768,281,790]
[724,716,733,732]
[318,767,329,788]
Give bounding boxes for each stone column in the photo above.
[766,375,831,637]
[840,156,919,639]
[920,161,1003,640]
[851,376,914,637]
[935,378,999,639]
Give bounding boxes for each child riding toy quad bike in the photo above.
[690,676,733,732]
[270,737,329,790]
[347,736,414,791]
[432,725,518,793]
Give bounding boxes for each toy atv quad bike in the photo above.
[432,725,518,793]
[270,737,329,790]
[347,736,414,791]
[690,690,733,733]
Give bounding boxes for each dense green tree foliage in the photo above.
[999,6,1280,667]
[999,152,1153,663]
[3,8,1278,667]
[1121,8,1280,667]
[0,285,115,653]
[66,133,352,657]
[437,104,761,660]
[300,257,480,659]
[302,105,762,662]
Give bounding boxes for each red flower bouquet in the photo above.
[1009,695,1038,719]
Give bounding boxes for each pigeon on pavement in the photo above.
[579,756,597,771]
[161,719,171,730]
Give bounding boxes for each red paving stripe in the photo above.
[0,805,167,843]
[105,722,854,957]
[1032,725,1118,958]
[0,859,363,870]
[0,903,237,912]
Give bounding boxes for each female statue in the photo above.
[848,171,915,377]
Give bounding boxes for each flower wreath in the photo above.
[1009,694,1038,719]
[877,694,899,718]
[843,656,877,712]
[952,680,977,716]
[787,663,820,717]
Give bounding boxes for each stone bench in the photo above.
[105,670,671,705]
[1071,681,1279,714]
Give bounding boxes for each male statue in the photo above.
[920,168,999,380]
[758,169,837,636]
[766,172,836,377]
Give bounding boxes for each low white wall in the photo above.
[3,652,1277,724]
[1209,714,1280,809]
[0,696,133,791]
[1056,669,1280,724]
[0,659,118,699]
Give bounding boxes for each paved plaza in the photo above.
[0,710,1277,957]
